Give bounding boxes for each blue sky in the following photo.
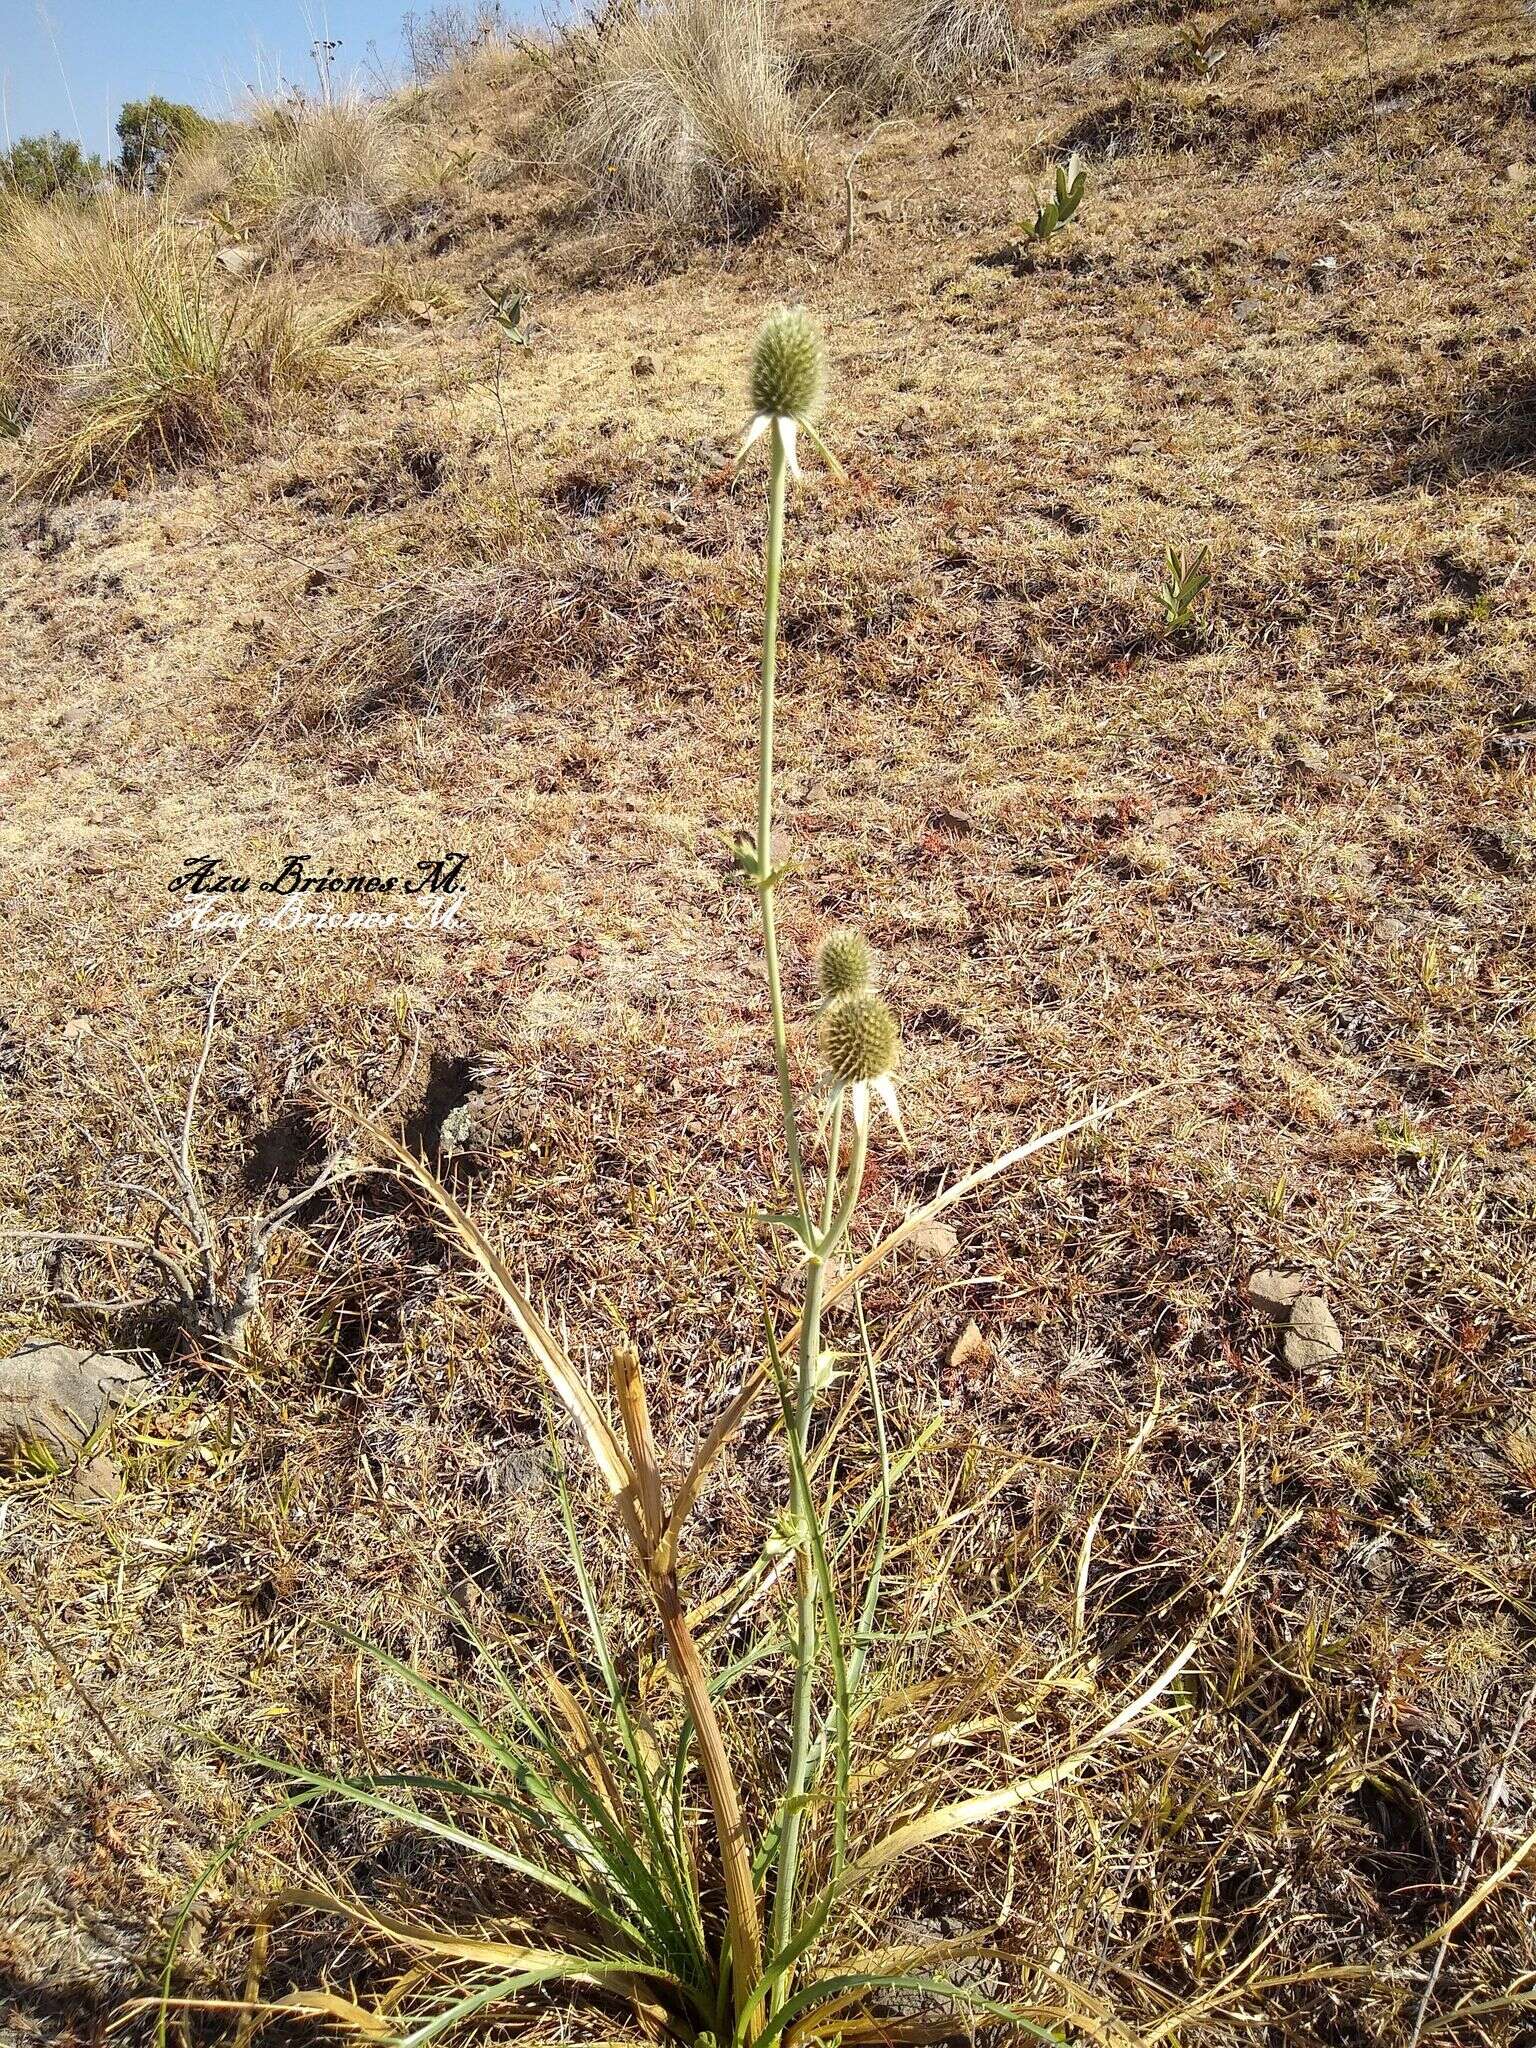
[2,2,528,161]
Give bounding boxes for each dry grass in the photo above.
[404,0,518,80]
[565,0,820,230]
[171,96,423,254]
[2,0,1536,2041]
[873,0,1031,89]
[0,194,335,499]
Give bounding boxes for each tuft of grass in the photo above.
[170,96,419,253]
[0,194,334,499]
[565,0,818,232]
[875,0,1031,89]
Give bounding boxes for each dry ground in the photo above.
[2,0,1534,2042]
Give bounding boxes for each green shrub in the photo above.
[0,132,105,201]
[116,95,213,189]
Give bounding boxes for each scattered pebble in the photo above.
[0,1340,149,1504]
[907,1220,959,1261]
[1284,1294,1345,1372]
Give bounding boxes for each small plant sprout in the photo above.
[1025,150,1086,244]
[478,275,528,343]
[164,305,1221,2048]
[1176,23,1228,78]
[1158,540,1213,631]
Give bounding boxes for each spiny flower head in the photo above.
[819,989,899,1086]
[750,305,825,424]
[817,929,873,1002]
[740,306,840,480]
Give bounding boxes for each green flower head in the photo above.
[816,929,873,1002]
[750,305,825,424]
[819,989,899,1086]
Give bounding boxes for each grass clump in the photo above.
[565,0,818,232]
[876,0,1031,88]
[171,96,419,252]
[0,195,333,499]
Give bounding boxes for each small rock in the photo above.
[439,1100,474,1156]
[1284,1294,1344,1372]
[907,1220,959,1262]
[1248,1266,1311,1317]
[948,1318,989,1369]
[0,1340,148,1501]
[214,242,261,275]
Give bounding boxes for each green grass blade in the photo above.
[770,1348,852,1884]
[244,1752,632,1931]
[157,1788,327,2048]
[338,1625,662,1914]
[548,1423,709,1975]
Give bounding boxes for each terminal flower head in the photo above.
[739,306,841,480]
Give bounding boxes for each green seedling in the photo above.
[1158,541,1213,631]
[1177,25,1228,78]
[1025,151,1086,243]
[478,275,528,343]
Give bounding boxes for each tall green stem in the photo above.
[757,422,807,1222]
[751,401,870,2012]
[770,1108,868,1993]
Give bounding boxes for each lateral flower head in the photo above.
[739,305,841,480]
[816,929,873,1003]
[819,989,905,1144]
[820,989,897,1084]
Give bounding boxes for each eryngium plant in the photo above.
[161,309,1218,2048]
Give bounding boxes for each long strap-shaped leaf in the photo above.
[662,1086,1176,1559]
[840,1542,1251,1888]
[366,1122,644,1547]
[276,1885,687,1991]
[368,1120,765,2024]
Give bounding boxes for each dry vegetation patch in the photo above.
[564,0,820,229]
[0,196,336,499]
[171,97,436,257]
[874,0,1033,91]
